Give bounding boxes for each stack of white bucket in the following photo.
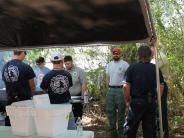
[6,100,36,136]
[6,94,72,137]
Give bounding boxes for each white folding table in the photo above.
[0,126,94,138]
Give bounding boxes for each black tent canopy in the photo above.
[0,0,155,49]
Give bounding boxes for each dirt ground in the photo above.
[82,101,184,138]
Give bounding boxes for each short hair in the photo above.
[51,60,62,64]
[138,45,152,62]
[36,57,45,64]
[64,55,73,62]
[13,50,27,55]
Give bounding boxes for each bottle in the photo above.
[76,117,83,136]
[83,91,89,104]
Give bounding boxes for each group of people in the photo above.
[1,45,169,138]
[105,45,169,138]
[1,50,87,126]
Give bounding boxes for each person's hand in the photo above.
[149,35,156,46]
[125,101,132,112]
[125,96,132,110]
[41,91,46,94]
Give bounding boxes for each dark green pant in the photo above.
[106,88,125,136]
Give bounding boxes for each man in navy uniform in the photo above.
[2,50,35,126]
[40,51,73,104]
[40,51,75,129]
[123,45,164,138]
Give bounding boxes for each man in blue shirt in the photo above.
[2,50,35,126]
[34,56,50,94]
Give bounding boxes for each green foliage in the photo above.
[150,0,184,94]
[25,47,75,66]
[86,66,106,97]
[150,0,184,133]
[81,47,109,96]
[174,115,184,123]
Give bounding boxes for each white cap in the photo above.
[50,51,63,61]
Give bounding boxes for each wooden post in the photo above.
[154,45,164,138]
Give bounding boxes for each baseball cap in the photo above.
[50,51,63,61]
[112,48,121,54]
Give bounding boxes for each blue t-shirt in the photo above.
[0,52,6,89]
[40,69,73,104]
[34,66,50,92]
[2,59,36,100]
[124,62,164,98]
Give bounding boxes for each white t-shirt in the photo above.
[151,52,169,80]
[106,60,129,86]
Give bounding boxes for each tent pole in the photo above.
[154,45,164,138]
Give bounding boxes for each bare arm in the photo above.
[79,69,87,95]
[123,82,131,108]
[29,79,35,96]
[81,82,87,95]
[41,90,47,94]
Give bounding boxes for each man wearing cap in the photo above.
[2,50,36,126]
[34,56,50,95]
[105,47,129,138]
[40,51,75,130]
[40,51,73,104]
[64,55,87,122]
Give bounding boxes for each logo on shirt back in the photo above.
[50,75,69,94]
[119,67,122,71]
[37,74,44,83]
[72,71,78,77]
[4,65,19,82]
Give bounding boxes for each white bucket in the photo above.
[33,94,51,108]
[32,104,72,137]
[6,105,36,136]
[11,100,34,107]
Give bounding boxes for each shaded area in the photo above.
[0,0,151,49]
[83,100,184,138]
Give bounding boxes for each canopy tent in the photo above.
[0,0,155,49]
[0,0,164,137]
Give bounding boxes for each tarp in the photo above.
[0,0,155,49]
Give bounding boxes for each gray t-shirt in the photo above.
[106,60,129,86]
[66,66,87,96]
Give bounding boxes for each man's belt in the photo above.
[109,85,122,88]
